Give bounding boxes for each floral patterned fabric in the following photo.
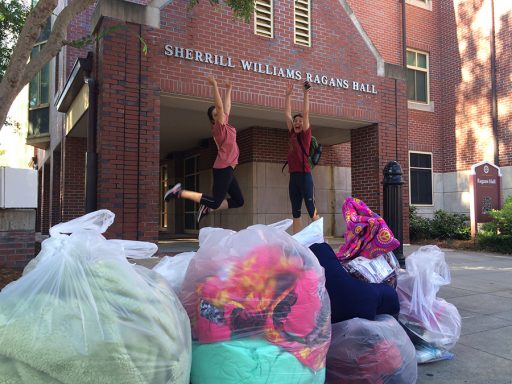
[337,197,400,261]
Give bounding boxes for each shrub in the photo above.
[476,196,512,254]
[409,207,471,241]
[482,195,512,236]
[409,206,432,241]
[430,210,471,240]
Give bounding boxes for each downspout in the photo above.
[490,0,499,166]
[84,53,98,213]
[401,0,407,69]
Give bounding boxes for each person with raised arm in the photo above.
[284,81,320,234]
[165,75,244,223]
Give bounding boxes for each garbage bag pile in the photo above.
[326,315,417,384]
[0,210,192,384]
[178,223,331,383]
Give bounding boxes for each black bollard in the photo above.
[383,161,405,268]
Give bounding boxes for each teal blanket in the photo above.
[191,338,325,384]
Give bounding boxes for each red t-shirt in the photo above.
[288,129,312,173]
[212,114,239,169]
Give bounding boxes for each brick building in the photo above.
[27,0,512,245]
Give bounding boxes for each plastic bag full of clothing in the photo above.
[326,315,417,384]
[397,245,461,350]
[0,210,192,384]
[180,223,331,383]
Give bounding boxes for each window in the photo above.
[294,0,311,47]
[406,0,432,11]
[407,49,429,103]
[28,16,51,136]
[254,0,273,38]
[409,152,433,205]
[184,155,200,232]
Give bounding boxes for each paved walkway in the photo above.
[148,239,512,384]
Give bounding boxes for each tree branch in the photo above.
[0,0,94,129]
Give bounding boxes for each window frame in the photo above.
[160,164,169,229]
[183,155,200,233]
[406,0,432,11]
[406,48,430,105]
[409,151,434,207]
[294,0,311,47]
[254,0,273,39]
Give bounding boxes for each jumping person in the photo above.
[284,81,320,234]
[164,75,244,223]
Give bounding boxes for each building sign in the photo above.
[164,45,378,94]
[469,161,501,237]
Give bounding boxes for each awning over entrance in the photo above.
[160,94,372,157]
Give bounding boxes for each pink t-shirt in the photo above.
[212,114,239,169]
[288,129,312,173]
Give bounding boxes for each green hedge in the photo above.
[476,196,512,254]
[409,207,470,241]
[476,232,512,254]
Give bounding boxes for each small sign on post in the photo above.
[469,161,502,238]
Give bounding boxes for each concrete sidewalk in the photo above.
[407,245,512,384]
[150,239,512,384]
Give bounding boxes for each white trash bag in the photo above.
[0,210,192,384]
[153,252,195,293]
[397,245,461,350]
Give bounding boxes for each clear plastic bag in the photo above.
[342,251,400,288]
[0,210,192,384]
[326,315,417,384]
[153,252,195,293]
[180,223,331,382]
[397,245,461,350]
[292,218,325,248]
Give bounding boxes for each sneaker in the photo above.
[197,204,210,223]
[164,183,182,201]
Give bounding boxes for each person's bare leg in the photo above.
[180,190,203,203]
[292,217,302,234]
[180,190,229,212]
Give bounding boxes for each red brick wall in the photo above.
[41,162,51,235]
[96,20,160,242]
[178,126,351,170]
[496,7,512,167]
[0,231,35,269]
[406,2,445,173]
[155,0,381,123]
[61,137,86,222]
[64,5,94,79]
[348,0,402,65]
[437,0,498,171]
[51,150,61,227]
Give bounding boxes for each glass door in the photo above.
[184,155,199,233]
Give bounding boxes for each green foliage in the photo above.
[409,206,471,241]
[476,195,512,254]
[188,0,254,22]
[481,195,512,236]
[409,206,431,241]
[430,210,471,240]
[0,0,30,81]
[476,232,512,254]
